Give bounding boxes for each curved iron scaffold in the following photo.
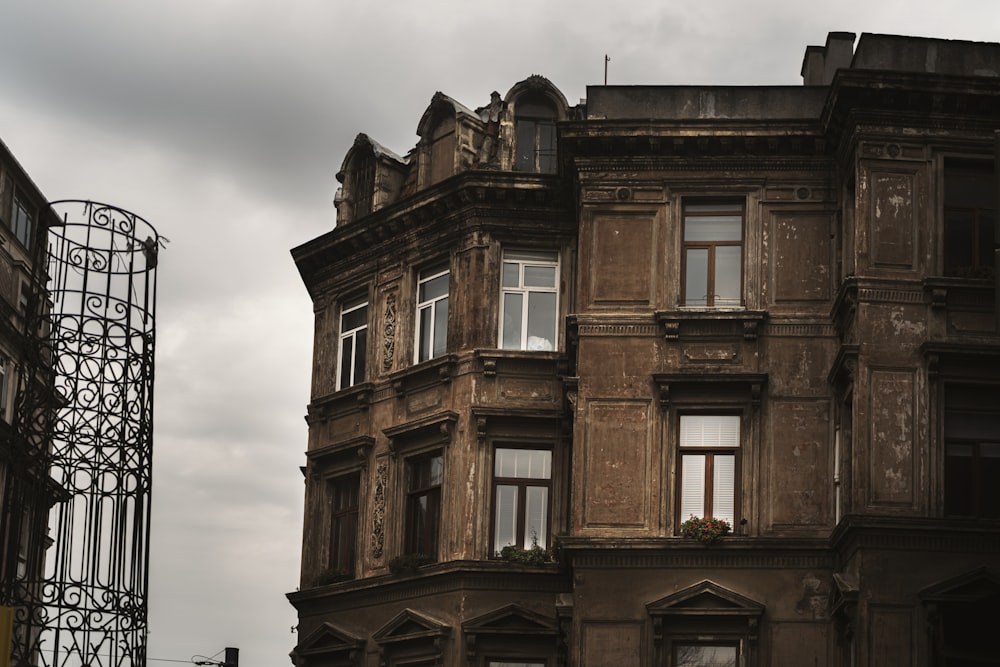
[12,201,161,667]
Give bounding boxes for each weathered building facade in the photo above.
[288,32,1000,666]
[0,138,60,655]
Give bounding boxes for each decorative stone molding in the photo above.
[382,293,396,372]
[370,459,388,560]
[656,310,767,343]
[652,373,768,411]
[384,411,459,456]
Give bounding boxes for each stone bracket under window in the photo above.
[476,349,568,377]
[656,310,767,342]
[383,411,458,456]
[388,354,456,399]
[652,373,767,411]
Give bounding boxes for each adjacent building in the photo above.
[288,32,1000,666]
[0,138,60,658]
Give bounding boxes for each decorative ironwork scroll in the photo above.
[9,201,162,667]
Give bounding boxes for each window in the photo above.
[337,296,368,390]
[0,355,9,422]
[514,94,557,174]
[415,263,449,362]
[674,644,738,667]
[500,250,558,351]
[944,385,1000,518]
[678,415,740,527]
[329,475,360,575]
[682,201,743,307]
[943,158,995,278]
[349,155,375,219]
[12,193,34,250]
[493,448,551,553]
[406,453,443,558]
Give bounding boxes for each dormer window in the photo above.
[348,154,375,220]
[514,94,557,174]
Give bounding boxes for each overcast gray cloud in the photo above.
[2,1,1000,665]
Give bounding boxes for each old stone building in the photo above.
[0,139,60,652]
[288,32,1000,666]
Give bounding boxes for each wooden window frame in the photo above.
[491,446,552,554]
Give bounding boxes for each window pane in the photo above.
[538,122,557,174]
[412,455,443,489]
[515,120,535,172]
[502,262,520,288]
[675,645,737,667]
[496,449,551,479]
[352,328,366,385]
[526,292,556,351]
[685,249,708,306]
[680,416,741,447]
[714,246,742,306]
[340,337,354,388]
[342,304,368,331]
[680,454,706,519]
[525,486,548,548]
[432,299,448,358]
[420,272,449,301]
[684,215,742,241]
[945,446,974,516]
[418,306,433,362]
[502,292,523,349]
[713,454,736,525]
[978,211,994,268]
[505,249,558,263]
[524,265,556,288]
[494,485,518,552]
[944,209,975,273]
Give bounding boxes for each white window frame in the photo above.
[678,415,741,528]
[336,296,368,390]
[414,263,449,363]
[499,249,559,351]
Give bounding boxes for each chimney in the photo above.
[801,32,857,86]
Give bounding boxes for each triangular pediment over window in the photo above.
[647,580,765,617]
[921,567,1000,603]
[463,603,559,637]
[292,622,365,662]
[373,608,451,646]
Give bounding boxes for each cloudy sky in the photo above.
[1,1,999,665]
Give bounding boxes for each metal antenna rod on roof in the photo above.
[604,54,610,85]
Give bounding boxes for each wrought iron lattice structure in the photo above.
[4,201,161,667]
